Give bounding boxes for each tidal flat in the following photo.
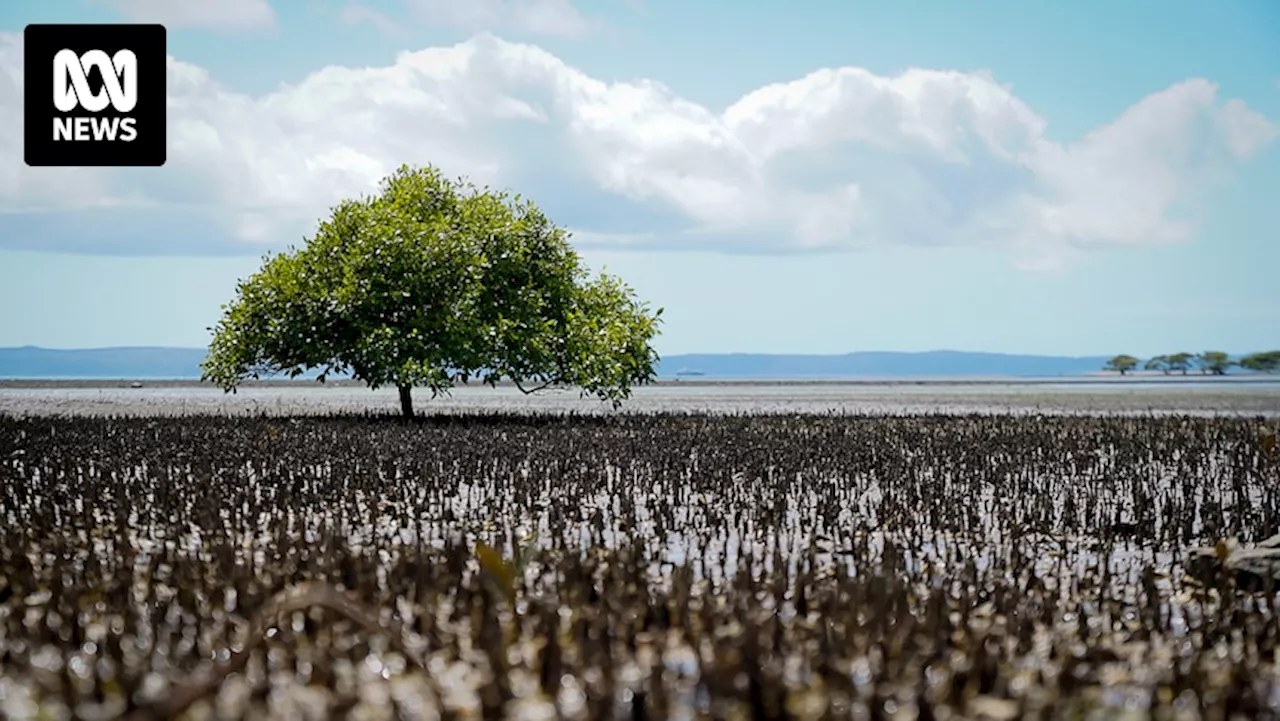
[1,379,1279,418]
[2,410,1280,720]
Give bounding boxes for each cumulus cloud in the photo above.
[98,0,277,31]
[0,32,1274,268]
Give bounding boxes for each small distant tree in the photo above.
[1144,355,1171,375]
[1240,351,1280,374]
[1195,351,1233,375]
[1104,354,1139,375]
[202,164,664,418]
[1167,352,1194,375]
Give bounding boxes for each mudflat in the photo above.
[1,380,1278,417]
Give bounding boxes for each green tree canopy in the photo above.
[1195,351,1233,375]
[1103,354,1139,375]
[1144,355,1170,374]
[1240,351,1280,374]
[201,164,663,417]
[1166,352,1194,375]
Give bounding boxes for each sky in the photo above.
[0,0,1278,357]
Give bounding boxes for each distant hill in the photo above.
[660,350,1113,378]
[0,346,1122,380]
[0,346,212,379]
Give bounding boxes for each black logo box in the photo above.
[24,24,167,167]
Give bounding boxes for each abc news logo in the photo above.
[54,49,140,142]
[24,24,166,167]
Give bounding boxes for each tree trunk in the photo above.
[398,385,414,419]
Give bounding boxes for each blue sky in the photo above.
[1,0,1277,356]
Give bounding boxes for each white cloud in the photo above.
[100,0,277,31]
[0,32,1274,267]
[404,0,594,38]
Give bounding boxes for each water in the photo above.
[2,380,1279,417]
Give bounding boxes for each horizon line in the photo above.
[3,345,1273,359]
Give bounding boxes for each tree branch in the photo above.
[512,377,563,395]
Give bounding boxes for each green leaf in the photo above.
[202,163,662,410]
